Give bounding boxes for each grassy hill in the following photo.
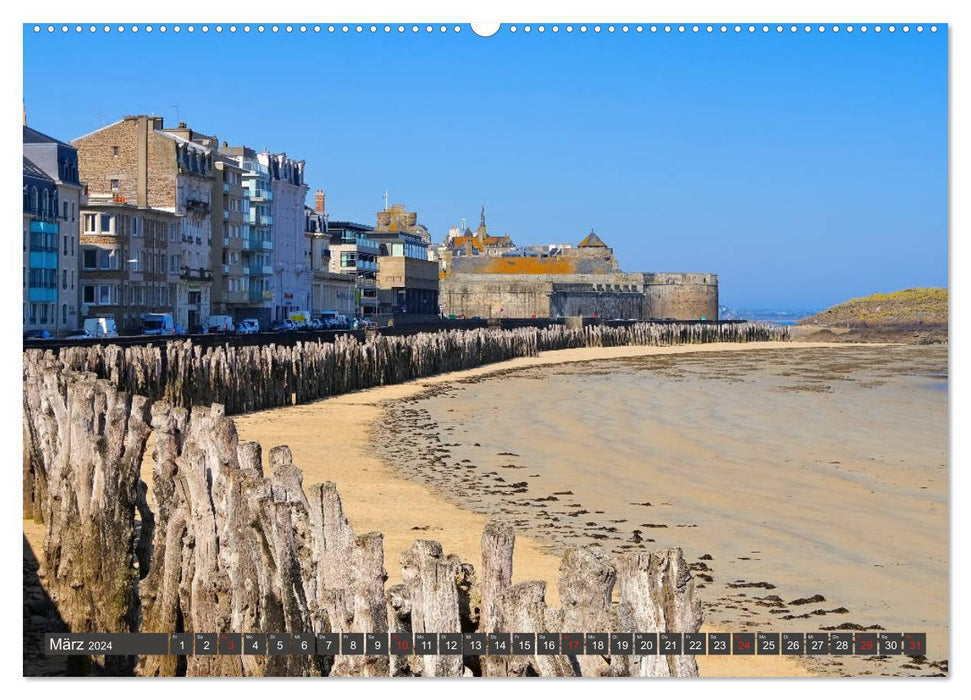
[793,288,947,344]
[798,288,947,327]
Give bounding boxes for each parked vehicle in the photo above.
[207,315,235,334]
[286,310,312,330]
[319,310,350,329]
[83,317,119,338]
[307,318,324,331]
[23,329,52,340]
[64,329,94,340]
[142,313,177,336]
[270,319,297,332]
[237,318,260,334]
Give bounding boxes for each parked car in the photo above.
[270,319,297,332]
[237,318,260,334]
[307,318,324,330]
[23,329,52,340]
[207,315,235,334]
[319,310,349,329]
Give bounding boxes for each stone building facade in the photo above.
[72,116,213,330]
[439,230,718,320]
[369,203,439,316]
[79,197,178,333]
[23,125,82,336]
[437,206,515,273]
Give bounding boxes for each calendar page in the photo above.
[17,1,952,688]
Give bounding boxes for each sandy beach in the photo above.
[234,341,947,677]
[23,340,947,677]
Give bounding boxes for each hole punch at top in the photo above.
[471,23,500,37]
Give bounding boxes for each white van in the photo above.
[142,313,176,336]
[207,315,235,333]
[238,318,260,334]
[83,317,119,338]
[287,310,311,330]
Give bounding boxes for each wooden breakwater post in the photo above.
[26,322,789,419]
[23,360,705,677]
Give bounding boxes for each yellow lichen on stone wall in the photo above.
[480,257,579,275]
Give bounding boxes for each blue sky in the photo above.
[23,25,947,309]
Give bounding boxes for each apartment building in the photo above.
[211,155,248,316]
[72,116,213,331]
[79,196,178,332]
[23,124,82,336]
[327,220,379,317]
[261,151,310,318]
[305,190,355,317]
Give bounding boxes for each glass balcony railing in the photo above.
[29,220,59,234]
[249,210,273,226]
[249,188,273,202]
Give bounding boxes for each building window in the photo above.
[62,304,67,325]
[82,249,97,269]
[61,269,67,290]
[98,249,114,269]
[112,146,119,157]
[82,286,95,304]
[110,179,120,192]
[83,213,96,233]
[100,214,112,233]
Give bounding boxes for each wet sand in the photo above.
[230,341,859,677]
[371,343,948,677]
[24,341,945,677]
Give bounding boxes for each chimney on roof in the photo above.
[178,121,187,129]
[315,189,326,214]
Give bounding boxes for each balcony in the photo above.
[222,264,231,274]
[29,251,58,270]
[223,210,230,221]
[184,198,210,215]
[247,288,273,303]
[249,188,273,202]
[223,183,230,193]
[248,264,273,276]
[249,210,273,227]
[29,220,59,234]
[258,239,273,251]
[28,287,58,303]
[180,266,213,281]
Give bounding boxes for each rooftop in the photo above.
[23,156,54,182]
[23,125,71,147]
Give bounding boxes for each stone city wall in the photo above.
[642,273,719,321]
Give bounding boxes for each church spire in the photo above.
[476,204,488,240]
